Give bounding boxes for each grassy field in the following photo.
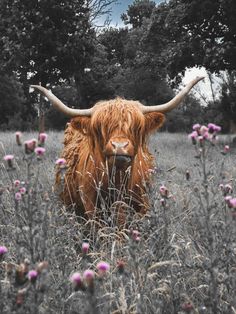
[0,130,236,313]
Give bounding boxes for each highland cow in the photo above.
[32,77,203,222]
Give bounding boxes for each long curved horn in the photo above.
[140,76,205,114]
[30,85,93,117]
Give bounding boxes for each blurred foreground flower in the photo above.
[0,246,8,257]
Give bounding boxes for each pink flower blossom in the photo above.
[4,154,14,161]
[188,131,198,144]
[55,158,66,166]
[38,133,48,142]
[192,124,201,131]
[34,147,46,156]
[0,246,8,256]
[28,270,38,282]
[82,242,89,254]
[199,125,208,136]
[159,185,168,197]
[83,269,94,282]
[70,272,84,291]
[225,195,232,202]
[19,187,26,195]
[71,272,82,284]
[38,133,48,146]
[207,123,221,133]
[188,131,198,139]
[14,180,21,187]
[228,198,236,209]
[24,139,37,153]
[224,145,230,153]
[97,261,110,275]
[15,192,22,201]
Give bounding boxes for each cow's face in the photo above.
[71,99,165,169]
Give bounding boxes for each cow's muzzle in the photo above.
[107,154,132,169]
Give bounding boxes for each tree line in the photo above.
[0,0,235,132]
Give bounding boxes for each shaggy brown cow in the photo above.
[32,77,203,222]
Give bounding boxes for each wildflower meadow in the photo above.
[0,125,236,314]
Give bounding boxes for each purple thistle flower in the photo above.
[19,187,26,195]
[55,158,66,166]
[71,272,82,284]
[159,185,168,197]
[27,270,38,283]
[0,246,8,256]
[188,131,198,145]
[224,145,230,153]
[229,198,236,209]
[38,133,48,143]
[34,147,46,156]
[97,261,110,275]
[3,154,14,168]
[24,139,37,154]
[15,192,22,201]
[192,124,201,131]
[4,154,14,161]
[199,125,208,136]
[83,269,94,281]
[70,272,84,291]
[14,180,21,187]
[82,242,89,254]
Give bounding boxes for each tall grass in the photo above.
[0,129,235,313]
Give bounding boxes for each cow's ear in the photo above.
[144,112,165,133]
[70,116,91,135]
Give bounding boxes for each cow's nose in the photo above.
[111,141,129,149]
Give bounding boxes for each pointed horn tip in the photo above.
[195,76,205,82]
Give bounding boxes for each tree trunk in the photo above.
[74,72,88,109]
[229,119,236,133]
[38,94,45,133]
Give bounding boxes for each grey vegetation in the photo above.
[0,129,235,313]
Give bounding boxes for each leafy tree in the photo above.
[99,27,128,64]
[121,0,156,28]
[0,75,27,130]
[148,0,236,77]
[218,71,236,133]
